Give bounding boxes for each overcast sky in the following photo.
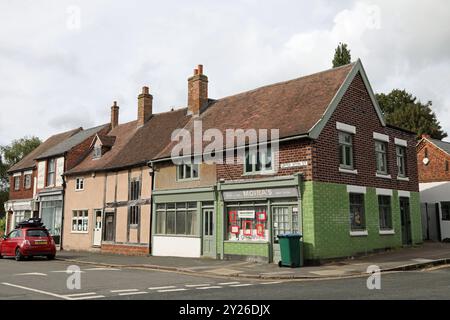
[1,0,449,145]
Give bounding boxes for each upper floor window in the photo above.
[177,163,199,180]
[93,146,102,159]
[339,132,353,169]
[75,178,84,191]
[130,179,141,200]
[24,174,32,189]
[13,176,20,191]
[244,145,273,174]
[47,158,56,186]
[375,141,388,174]
[396,146,407,177]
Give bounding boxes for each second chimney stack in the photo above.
[138,86,153,127]
[111,101,119,129]
[188,64,208,116]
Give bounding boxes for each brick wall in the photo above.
[216,139,313,181]
[417,139,450,183]
[66,125,111,171]
[312,72,418,192]
[9,170,35,200]
[101,243,149,256]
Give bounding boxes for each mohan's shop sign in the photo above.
[222,187,298,201]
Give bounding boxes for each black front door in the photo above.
[400,197,412,245]
[103,212,115,242]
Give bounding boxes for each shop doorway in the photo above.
[271,206,299,264]
[103,211,115,242]
[202,209,215,257]
[400,197,412,245]
[93,210,103,247]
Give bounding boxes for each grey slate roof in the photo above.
[429,138,450,155]
[35,124,109,160]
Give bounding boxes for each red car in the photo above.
[0,221,56,261]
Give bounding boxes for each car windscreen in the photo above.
[26,229,49,237]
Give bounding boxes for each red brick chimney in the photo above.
[138,86,153,127]
[422,134,431,139]
[188,64,208,115]
[111,101,119,129]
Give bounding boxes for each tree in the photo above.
[332,42,352,68]
[0,136,42,218]
[376,89,447,140]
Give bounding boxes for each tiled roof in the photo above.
[7,128,82,173]
[36,124,109,160]
[65,107,190,175]
[155,62,355,159]
[429,138,450,155]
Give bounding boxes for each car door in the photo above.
[2,230,17,256]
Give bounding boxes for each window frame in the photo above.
[46,158,56,186]
[75,177,84,191]
[155,202,199,236]
[177,163,200,181]
[243,145,274,174]
[71,210,89,233]
[375,140,388,175]
[93,146,102,159]
[338,131,354,170]
[129,179,141,200]
[24,174,32,189]
[378,195,393,230]
[396,146,407,177]
[349,193,366,231]
[13,176,20,191]
[129,205,140,227]
[441,202,450,221]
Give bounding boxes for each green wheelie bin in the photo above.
[277,233,302,268]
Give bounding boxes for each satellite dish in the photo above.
[423,158,430,165]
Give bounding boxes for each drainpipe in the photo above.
[147,161,155,256]
[294,173,303,266]
[60,174,66,251]
[217,179,224,259]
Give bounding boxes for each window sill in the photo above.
[376,173,392,179]
[71,231,89,234]
[379,229,395,235]
[75,189,84,192]
[350,230,368,237]
[242,171,276,176]
[339,168,358,175]
[176,177,201,182]
[397,176,410,182]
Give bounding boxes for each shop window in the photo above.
[227,205,269,241]
[244,145,273,174]
[375,141,388,174]
[339,132,354,169]
[72,210,88,232]
[24,174,32,189]
[155,202,199,236]
[177,163,199,180]
[349,193,366,231]
[396,146,407,177]
[129,205,140,226]
[441,202,450,221]
[378,195,393,230]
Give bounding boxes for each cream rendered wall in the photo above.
[140,204,151,244]
[105,173,116,204]
[115,206,128,243]
[155,163,216,190]
[63,173,106,251]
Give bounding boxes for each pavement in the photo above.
[56,241,450,280]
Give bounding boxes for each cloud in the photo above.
[0,0,449,146]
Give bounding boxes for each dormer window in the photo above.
[93,146,102,159]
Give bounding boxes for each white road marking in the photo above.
[110,289,139,293]
[260,281,283,285]
[157,288,187,293]
[118,291,148,296]
[230,284,253,287]
[14,272,47,276]
[84,267,120,271]
[1,282,69,300]
[218,282,240,285]
[70,295,105,300]
[185,283,211,287]
[196,286,222,290]
[65,292,98,297]
[148,286,176,290]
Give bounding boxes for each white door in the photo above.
[93,210,103,247]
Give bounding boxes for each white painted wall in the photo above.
[37,161,46,189]
[420,182,450,240]
[152,236,201,258]
[56,157,64,187]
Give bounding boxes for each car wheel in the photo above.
[15,248,23,261]
[47,254,55,260]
